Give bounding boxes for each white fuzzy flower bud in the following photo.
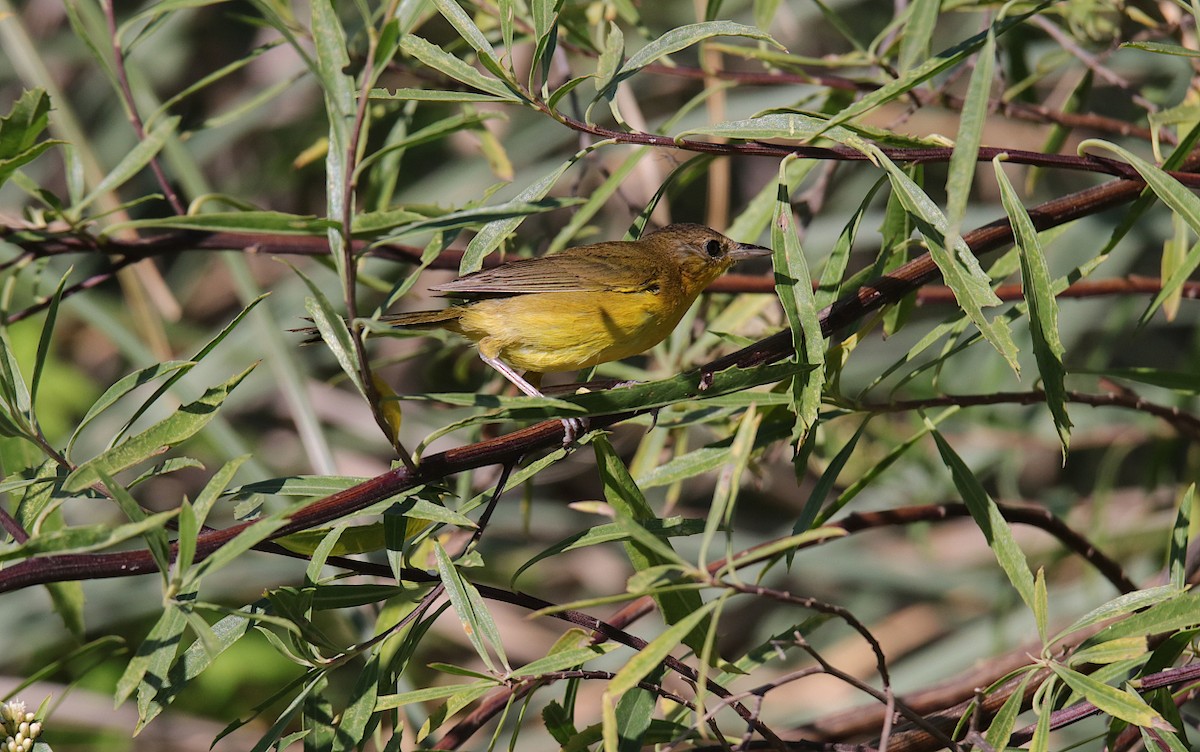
[4,701,25,723]
[26,724,38,739]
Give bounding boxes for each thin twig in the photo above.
[101,1,185,215]
[864,389,1200,441]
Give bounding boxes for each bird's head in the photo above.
[641,223,771,296]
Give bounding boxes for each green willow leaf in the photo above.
[107,211,333,236]
[994,158,1071,455]
[65,365,256,492]
[1048,663,1173,731]
[861,144,1019,371]
[932,429,1036,611]
[1079,139,1200,324]
[74,116,179,217]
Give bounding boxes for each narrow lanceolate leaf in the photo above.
[531,0,561,62]
[594,435,707,653]
[994,158,1071,456]
[0,139,58,188]
[1033,568,1049,645]
[860,144,1019,371]
[97,468,171,580]
[1030,680,1053,752]
[136,606,260,730]
[596,21,779,105]
[815,177,882,308]
[434,541,509,673]
[594,21,624,95]
[368,87,515,103]
[459,151,596,272]
[0,511,178,563]
[984,670,1034,751]
[183,517,288,586]
[81,362,186,453]
[116,602,189,705]
[944,28,994,235]
[771,156,824,437]
[0,331,32,435]
[175,455,252,582]
[613,678,656,752]
[73,116,179,216]
[698,404,761,568]
[896,0,940,74]
[512,643,617,678]
[932,429,1037,612]
[120,296,265,449]
[794,417,870,534]
[311,0,355,286]
[1078,591,1200,648]
[400,36,521,101]
[1079,139,1200,324]
[1161,213,1189,321]
[31,271,70,413]
[679,112,856,142]
[1124,41,1200,57]
[65,365,256,492]
[1067,636,1148,666]
[379,197,581,242]
[375,681,496,710]
[431,0,511,84]
[1054,586,1184,645]
[606,599,721,697]
[1169,485,1196,589]
[106,211,333,236]
[817,8,1038,137]
[1047,663,1174,731]
[512,518,705,583]
[331,655,380,752]
[618,22,779,78]
[289,261,364,397]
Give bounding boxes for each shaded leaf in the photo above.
[66,365,256,492]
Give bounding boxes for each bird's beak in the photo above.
[729,242,772,261]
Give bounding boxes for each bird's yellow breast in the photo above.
[454,289,686,373]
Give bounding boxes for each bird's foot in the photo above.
[561,416,590,446]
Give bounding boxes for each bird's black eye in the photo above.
[704,239,723,257]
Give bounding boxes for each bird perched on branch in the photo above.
[305,223,771,443]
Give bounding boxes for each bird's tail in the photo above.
[376,309,464,329]
[292,308,463,343]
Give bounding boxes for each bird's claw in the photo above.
[561,416,590,446]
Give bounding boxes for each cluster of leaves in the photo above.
[0,1,1199,751]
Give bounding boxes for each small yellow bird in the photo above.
[322,223,770,441]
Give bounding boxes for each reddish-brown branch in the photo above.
[709,272,1200,301]
[867,390,1200,440]
[547,111,1184,183]
[643,61,1163,143]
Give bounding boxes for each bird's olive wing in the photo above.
[431,244,662,298]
